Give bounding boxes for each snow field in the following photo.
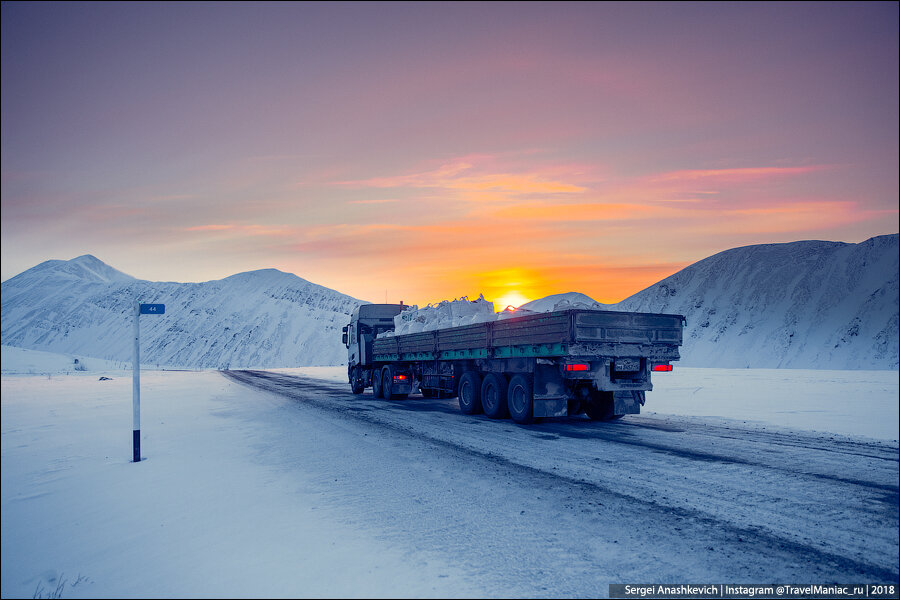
[1,372,483,599]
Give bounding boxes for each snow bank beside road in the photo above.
[650,367,899,440]
[285,365,899,441]
[1,345,125,375]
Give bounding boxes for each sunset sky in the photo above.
[2,2,898,307]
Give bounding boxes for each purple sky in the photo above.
[2,2,897,305]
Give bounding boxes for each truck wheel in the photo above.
[584,391,621,421]
[481,373,509,419]
[381,366,408,400]
[350,366,365,394]
[457,371,483,414]
[372,367,384,398]
[382,366,395,399]
[507,374,535,424]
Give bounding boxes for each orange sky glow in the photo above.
[2,3,897,308]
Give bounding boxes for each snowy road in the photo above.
[224,369,899,594]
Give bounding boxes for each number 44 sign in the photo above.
[139,304,165,314]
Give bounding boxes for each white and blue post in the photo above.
[133,301,141,462]
[133,301,164,462]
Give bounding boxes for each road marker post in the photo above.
[133,302,165,462]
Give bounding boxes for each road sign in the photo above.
[133,301,166,463]
[140,303,165,314]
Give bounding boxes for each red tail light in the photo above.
[394,374,407,380]
[653,364,673,372]
[566,363,589,371]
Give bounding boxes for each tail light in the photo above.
[653,364,673,372]
[566,363,590,372]
[394,374,407,380]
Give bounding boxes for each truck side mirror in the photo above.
[342,333,348,345]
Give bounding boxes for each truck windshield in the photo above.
[357,323,394,337]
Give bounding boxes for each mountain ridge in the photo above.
[2,234,897,369]
[611,234,898,369]
[1,257,364,368]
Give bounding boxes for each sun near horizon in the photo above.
[492,290,531,311]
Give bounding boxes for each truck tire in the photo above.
[382,366,394,399]
[507,374,535,424]
[350,366,365,394]
[457,371,483,414]
[372,366,384,398]
[481,373,509,419]
[382,366,408,400]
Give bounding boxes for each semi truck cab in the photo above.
[343,303,405,393]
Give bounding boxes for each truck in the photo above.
[342,303,685,424]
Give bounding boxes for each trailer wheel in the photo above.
[507,374,535,424]
[350,366,365,394]
[372,367,384,398]
[481,373,509,419]
[457,371,483,414]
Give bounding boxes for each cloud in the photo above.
[485,202,664,221]
[652,165,831,182]
[346,198,400,205]
[336,158,589,198]
[719,200,891,234]
[185,224,235,231]
[183,223,293,237]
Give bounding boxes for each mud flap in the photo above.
[613,390,644,415]
[533,397,568,418]
[534,362,568,417]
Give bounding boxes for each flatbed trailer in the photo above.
[343,305,685,424]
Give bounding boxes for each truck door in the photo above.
[348,322,362,367]
[358,323,374,366]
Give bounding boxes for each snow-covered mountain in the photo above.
[1,255,363,368]
[520,235,898,369]
[611,234,898,369]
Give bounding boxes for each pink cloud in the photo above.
[334,156,592,203]
[184,224,235,231]
[183,224,293,237]
[652,165,832,182]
